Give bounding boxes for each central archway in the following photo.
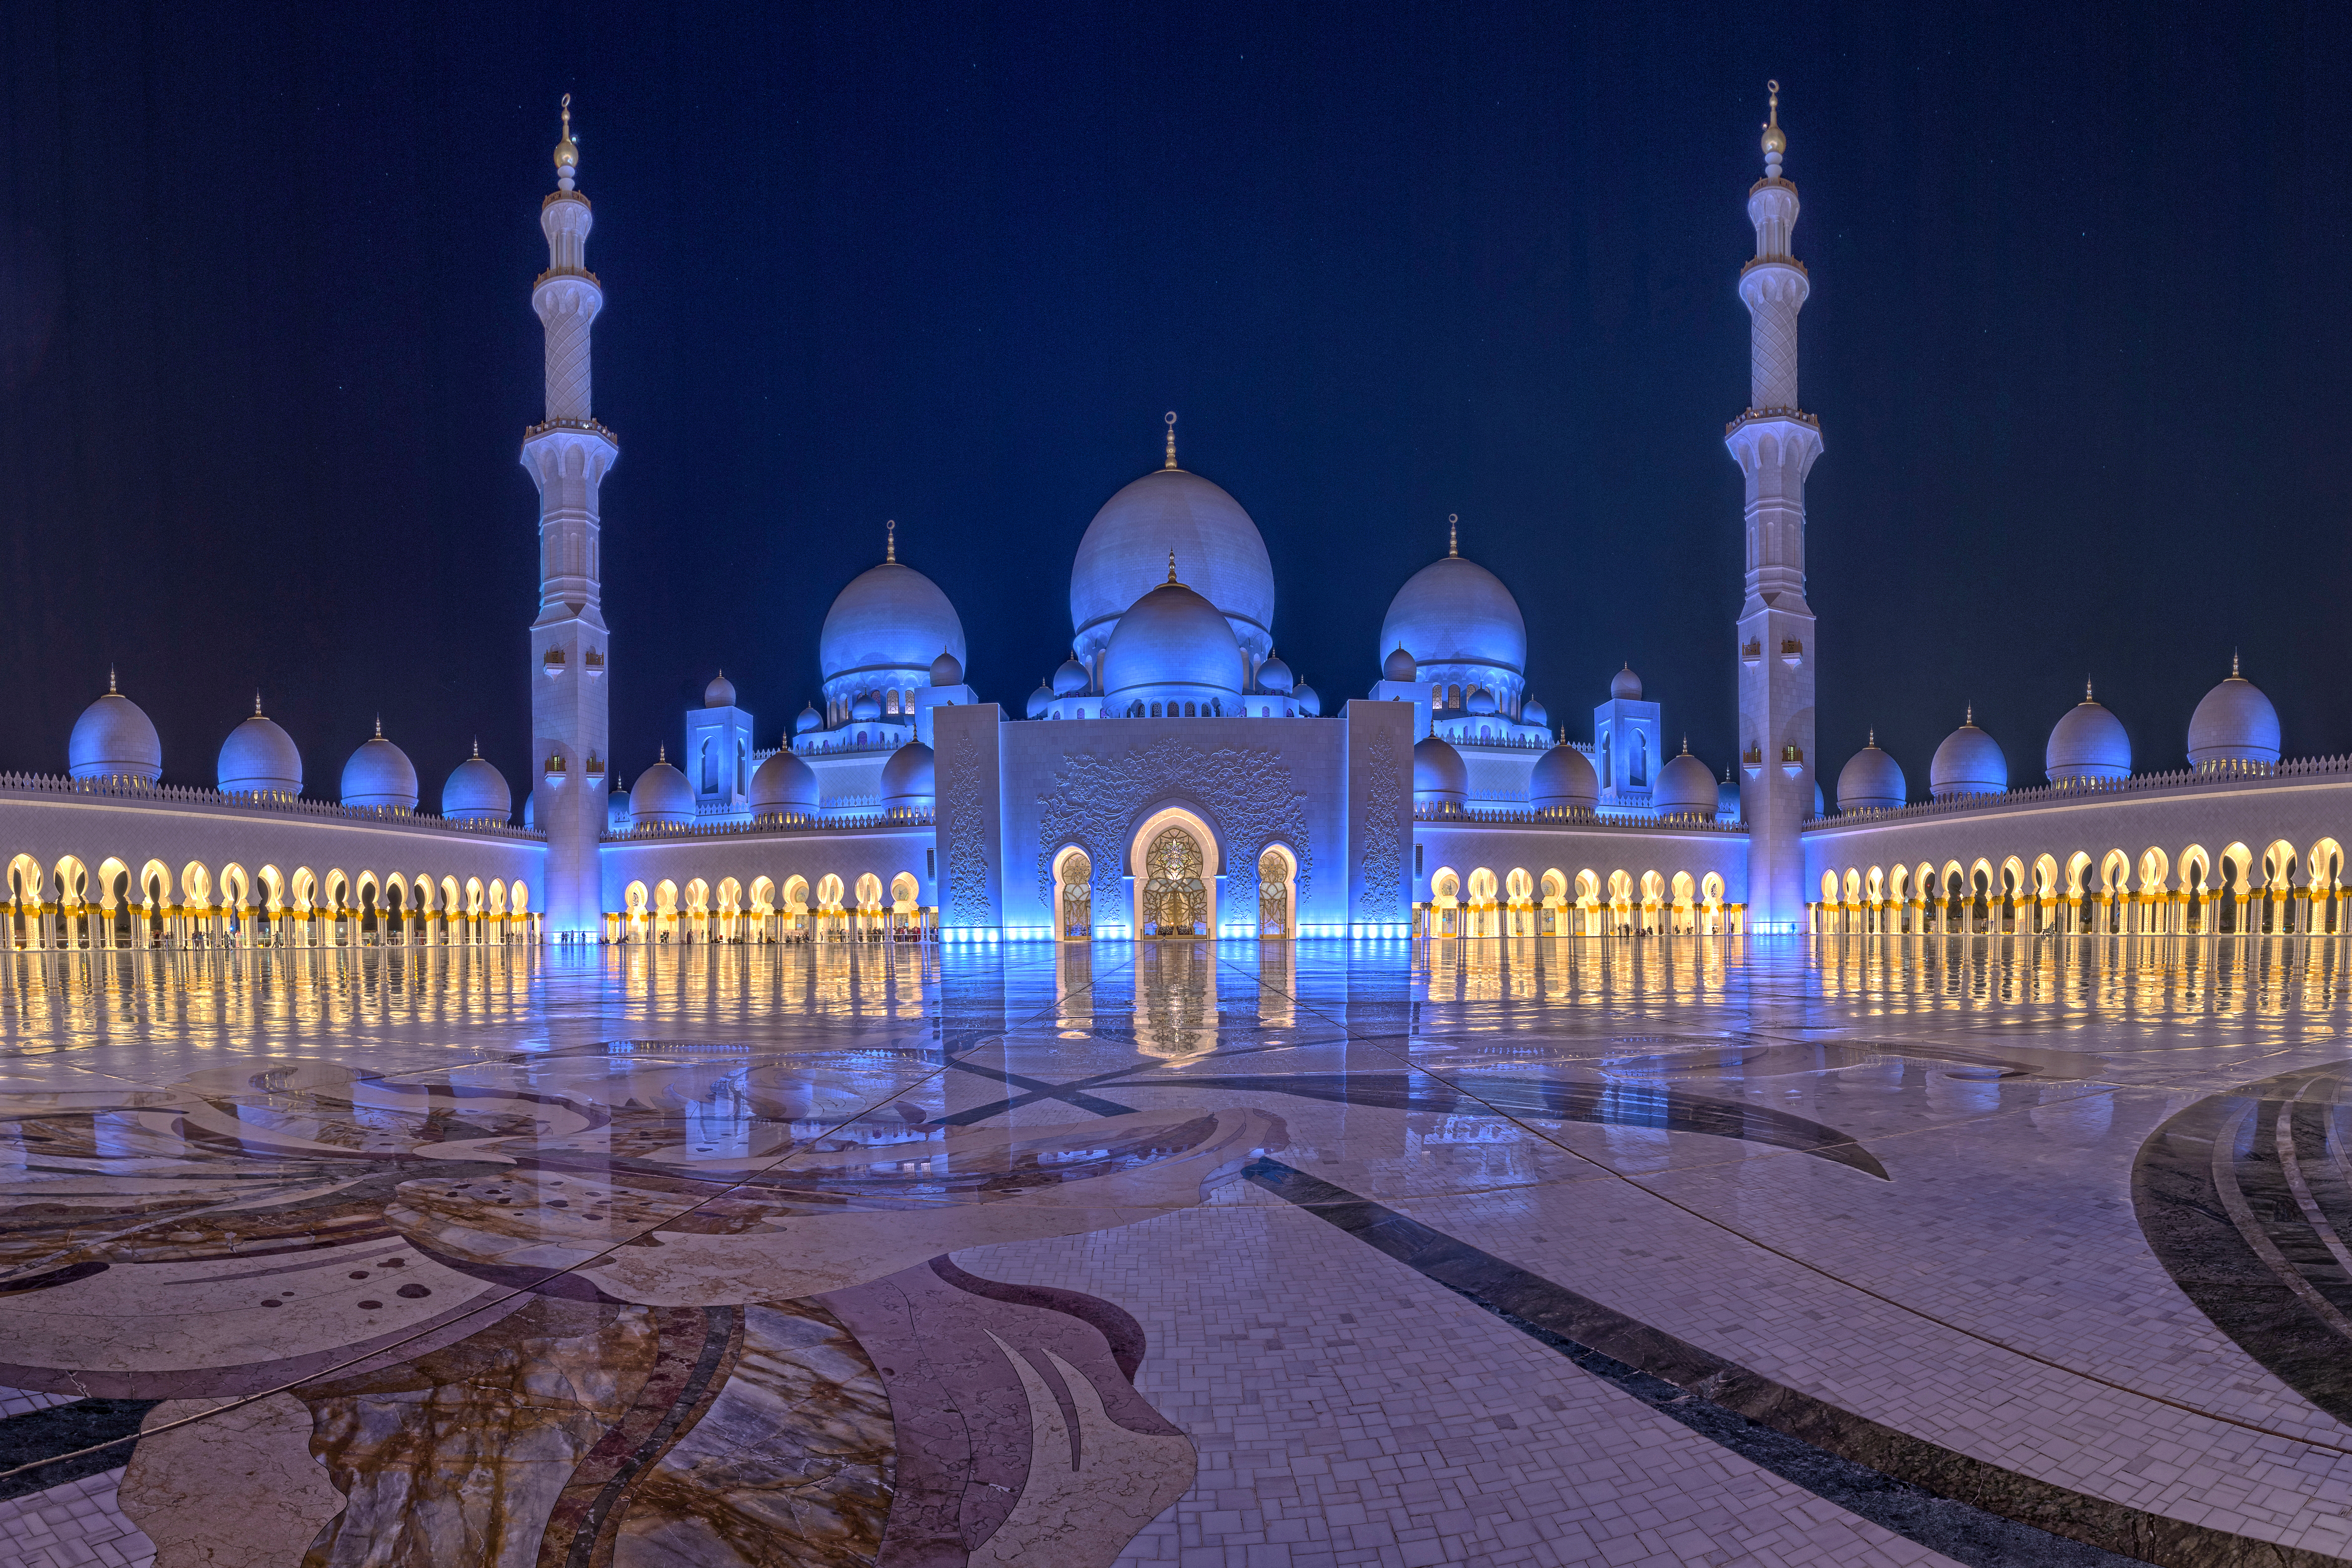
[1130,807,1218,938]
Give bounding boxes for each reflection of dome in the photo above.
[820,561,966,683]
[2046,687,2130,782]
[1521,697,1549,729]
[218,708,301,797]
[880,741,936,809]
[70,687,162,782]
[341,730,419,812]
[929,649,963,686]
[2188,664,2281,767]
[703,671,736,708]
[1071,467,1274,661]
[1102,578,1244,705]
[1836,738,1905,811]
[1929,714,2007,798]
[630,755,694,827]
[1654,747,1715,817]
[1528,743,1599,810]
[1413,736,1468,808]
[1382,646,1417,682]
[1257,654,1294,694]
[1293,681,1321,716]
[750,750,819,814]
[794,702,822,734]
[1379,552,1526,676]
[1027,682,1053,719]
[1610,665,1643,700]
[442,749,512,823]
[1052,657,1089,696]
[850,692,882,722]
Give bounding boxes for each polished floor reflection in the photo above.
[4,934,2352,1566]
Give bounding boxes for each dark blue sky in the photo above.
[0,2,2345,803]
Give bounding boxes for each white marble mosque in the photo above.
[3,87,2346,952]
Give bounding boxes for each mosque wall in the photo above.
[934,704,1006,933]
[1346,701,1415,931]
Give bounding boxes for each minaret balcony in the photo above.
[1779,638,1804,668]
[1741,745,1765,778]
[543,649,566,678]
[583,648,605,676]
[524,415,620,446]
[1723,406,1820,437]
[1740,639,1762,667]
[544,755,568,784]
[1778,744,1805,779]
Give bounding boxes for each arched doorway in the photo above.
[1258,847,1294,938]
[1057,849,1093,942]
[1139,825,1208,937]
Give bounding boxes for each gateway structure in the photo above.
[0,93,2341,949]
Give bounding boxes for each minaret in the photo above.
[523,96,618,935]
[1727,81,1821,930]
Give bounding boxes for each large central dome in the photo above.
[1071,468,1274,663]
[1379,552,1526,676]
[819,560,966,685]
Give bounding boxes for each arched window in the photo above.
[1632,731,1649,786]
[886,690,899,715]
[1447,684,1462,709]
[1150,701,1163,717]
[735,738,748,795]
[1184,701,1197,717]
[1431,683,1443,705]
[699,739,715,793]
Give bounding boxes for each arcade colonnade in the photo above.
[612,869,933,945]
[1417,864,1741,938]
[1809,837,2348,936]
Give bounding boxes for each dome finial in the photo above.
[1164,411,1178,469]
[107,665,116,694]
[659,743,667,763]
[254,690,264,716]
[374,714,382,739]
[1868,727,1875,747]
[1448,513,1459,557]
[553,93,580,190]
[1760,79,1786,172]
[1166,549,1179,585]
[1965,704,1973,726]
[885,519,895,563]
[2086,676,2094,702]
[2233,647,2241,678]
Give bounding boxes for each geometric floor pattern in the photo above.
[3,936,2352,1567]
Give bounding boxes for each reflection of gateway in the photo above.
[1141,826,1207,937]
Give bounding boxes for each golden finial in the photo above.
[1166,549,1180,584]
[886,519,896,563]
[659,743,667,763]
[2232,648,2241,678]
[554,93,580,188]
[374,715,383,739]
[1761,79,1786,162]
[1965,704,1973,726]
[107,666,116,694]
[1868,728,1875,747]
[254,691,264,717]
[472,737,481,758]
[2085,677,2094,702]
[1448,513,1459,557]
[1164,411,1178,470]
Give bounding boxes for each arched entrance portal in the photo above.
[1056,849,1093,942]
[1258,846,1295,938]
[1142,827,1207,937]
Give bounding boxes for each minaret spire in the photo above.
[1164,411,1178,469]
[524,94,619,934]
[1448,513,1459,557]
[1727,78,1822,929]
[886,519,896,563]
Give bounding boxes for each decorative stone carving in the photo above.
[1036,740,1310,918]
[1355,731,1404,922]
[941,741,994,926]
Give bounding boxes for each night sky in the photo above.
[0,3,2346,807]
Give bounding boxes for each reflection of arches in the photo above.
[1130,806,1218,937]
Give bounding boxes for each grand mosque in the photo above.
[5,90,2345,949]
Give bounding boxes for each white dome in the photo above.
[850,692,882,722]
[1026,682,1054,719]
[1257,654,1295,694]
[1521,697,1549,728]
[522,789,536,831]
[820,561,967,685]
[1717,774,1743,821]
[1293,681,1321,716]
[1835,741,1905,812]
[794,703,822,735]
[1654,748,1716,817]
[2188,668,2281,767]
[1929,716,2007,798]
[1610,665,1643,700]
[1379,553,1526,677]
[703,671,737,708]
[69,688,162,783]
[750,749,819,814]
[1052,657,1089,696]
[1528,743,1599,811]
[340,732,419,812]
[881,741,936,808]
[929,649,964,687]
[1102,578,1244,706]
[442,752,512,823]
[607,790,633,832]
[218,710,300,797]
[1071,467,1274,661]
[1413,735,1468,808]
[1382,647,1417,683]
[2046,690,2130,782]
[630,758,694,827]
[1465,687,1498,716]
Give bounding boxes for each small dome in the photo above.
[1528,743,1599,811]
[630,756,694,827]
[218,709,300,797]
[1836,740,1906,812]
[1929,714,2007,798]
[1382,646,1417,683]
[1052,657,1089,696]
[2046,688,2130,782]
[442,751,512,823]
[850,692,882,722]
[1379,553,1526,677]
[703,671,737,709]
[1465,687,1498,717]
[750,749,819,814]
[1027,682,1054,719]
[1072,467,1275,660]
[1102,577,1244,703]
[1654,747,1716,818]
[69,687,162,783]
[1257,653,1295,694]
[340,730,419,812]
[1717,773,1742,822]
[1293,681,1321,716]
[929,649,964,687]
[2188,665,2282,768]
[522,789,536,831]
[820,559,967,685]
[1413,736,1469,808]
[1521,697,1549,729]
[607,790,633,832]
[1610,665,1643,701]
[794,702,823,735]
[880,741,936,809]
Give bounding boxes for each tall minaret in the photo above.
[523,95,618,935]
[1727,82,1821,930]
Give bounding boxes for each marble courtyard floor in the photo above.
[3,940,2352,1565]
